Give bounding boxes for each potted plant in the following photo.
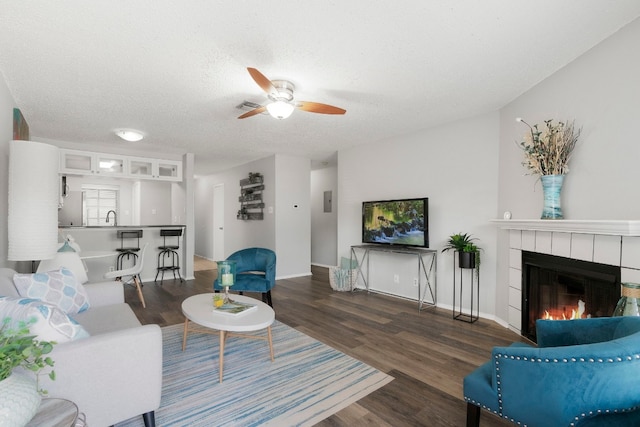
[442,232,482,275]
[0,317,56,425]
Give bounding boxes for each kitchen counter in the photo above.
[59,225,186,283]
[59,224,185,229]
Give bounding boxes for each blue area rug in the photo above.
[116,321,393,426]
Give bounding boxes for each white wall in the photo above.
[311,166,338,267]
[337,112,500,314]
[495,17,640,323]
[195,156,276,259]
[171,181,186,225]
[498,19,640,222]
[138,180,172,225]
[0,75,16,268]
[194,154,311,279]
[275,155,311,278]
[194,175,214,258]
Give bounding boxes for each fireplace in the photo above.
[521,251,621,342]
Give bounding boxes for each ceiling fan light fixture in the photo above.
[115,129,144,142]
[266,101,295,119]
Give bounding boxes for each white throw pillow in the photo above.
[13,268,90,315]
[0,296,90,342]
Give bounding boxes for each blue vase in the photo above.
[540,174,564,219]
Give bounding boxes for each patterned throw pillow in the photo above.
[13,268,90,315]
[0,296,90,342]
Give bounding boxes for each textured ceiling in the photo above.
[1,1,639,175]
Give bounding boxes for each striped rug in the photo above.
[116,321,393,426]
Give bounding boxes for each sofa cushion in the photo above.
[13,268,90,315]
[0,296,90,342]
[73,303,141,335]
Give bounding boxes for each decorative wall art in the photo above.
[13,108,29,140]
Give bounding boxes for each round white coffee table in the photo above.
[181,293,275,382]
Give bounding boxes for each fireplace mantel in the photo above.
[491,219,640,236]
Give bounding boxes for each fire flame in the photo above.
[541,300,586,320]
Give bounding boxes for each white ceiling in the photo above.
[1,1,639,175]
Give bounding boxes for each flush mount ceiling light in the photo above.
[115,129,144,142]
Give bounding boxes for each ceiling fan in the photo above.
[238,67,346,120]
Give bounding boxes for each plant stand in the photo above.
[452,251,479,323]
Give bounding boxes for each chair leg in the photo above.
[154,250,163,284]
[265,290,273,307]
[173,251,184,283]
[466,402,481,427]
[143,410,156,427]
[134,275,146,308]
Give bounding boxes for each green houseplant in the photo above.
[442,232,481,276]
[0,317,56,384]
[0,317,56,425]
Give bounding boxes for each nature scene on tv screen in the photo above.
[363,200,425,246]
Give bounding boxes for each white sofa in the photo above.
[0,268,162,427]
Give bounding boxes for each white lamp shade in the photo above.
[266,101,295,119]
[8,140,60,261]
[36,251,89,284]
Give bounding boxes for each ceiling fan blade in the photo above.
[297,101,346,115]
[247,67,278,98]
[237,106,267,119]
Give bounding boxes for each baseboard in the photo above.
[311,262,335,269]
[353,287,512,329]
[276,272,312,280]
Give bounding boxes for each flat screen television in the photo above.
[362,197,429,248]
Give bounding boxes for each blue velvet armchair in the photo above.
[213,247,276,306]
[464,317,640,427]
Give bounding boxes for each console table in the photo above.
[350,244,437,310]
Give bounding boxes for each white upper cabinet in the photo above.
[129,158,154,179]
[60,150,93,174]
[60,149,182,181]
[129,157,182,181]
[60,150,127,176]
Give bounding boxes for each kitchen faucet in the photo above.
[106,210,117,226]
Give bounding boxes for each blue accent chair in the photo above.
[464,317,640,427]
[213,248,276,307]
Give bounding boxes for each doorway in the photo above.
[213,184,225,261]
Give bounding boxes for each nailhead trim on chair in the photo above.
[479,352,640,427]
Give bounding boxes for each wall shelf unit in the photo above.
[237,172,264,220]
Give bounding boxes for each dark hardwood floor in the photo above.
[128,265,522,427]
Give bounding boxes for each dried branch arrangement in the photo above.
[517,118,581,176]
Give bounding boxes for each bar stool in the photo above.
[155,228,184,284]
[116,229,143,270]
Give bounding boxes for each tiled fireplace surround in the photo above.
[497,220,640,334]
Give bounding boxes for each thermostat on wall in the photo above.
[503,211,512,220]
